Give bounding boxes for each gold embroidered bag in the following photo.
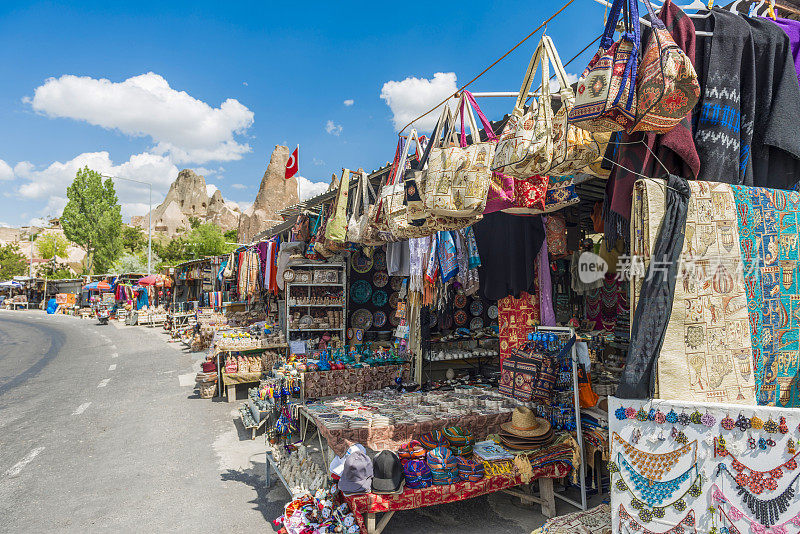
[424,91,496,218]
[323,168,351,244]
[492,35,599,178]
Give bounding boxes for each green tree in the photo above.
[114,251,160,274]
[0,243,28,280]
[185,223,234,259]
[61,167,123,274]
[121,225,147,254]
[37,260,73,280]
[188,216,202,229]
[35,233,69,260]
[224,229,238,243]
[152,236,187,265]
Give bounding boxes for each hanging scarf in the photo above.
[538,224,556,327]
[436,231,458,283]
[409,236,428,294]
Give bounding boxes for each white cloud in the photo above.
[549,72,579,92]
[343,99,354,107]
[242,81,248,86]
[121,202,151,219]
[26,72,254,164]
[380,72,458,131]
[0,160,14,181]
[312,157,325,166]
[29,217,49,227]
[325,120,343,136]
[206,184,218,197]
[231,183,247,190]
[296,176,329,200]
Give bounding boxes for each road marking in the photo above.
[72,402,91,415]
[4,447,44,478]
[97,379,110,388]
[100,335,111,343]
[110,352,118,358]
[108,364,117,371]
[178,373,195,387]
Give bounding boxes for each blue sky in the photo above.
[0,0,608,227]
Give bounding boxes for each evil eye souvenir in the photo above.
[690,410,703,425]
[677,412,691,426]
[750,415,763,430]
[666,410,679,424]
[764,418,779,434]
[779,417,789,434]
[736,414,751,432]
[615,407,627,420]
[701,412,716,427]
[721,415,736,431]
[654,410,666,424]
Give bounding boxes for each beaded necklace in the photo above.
[619,455,698,504]
[610,460,703,522]
[618,505,696,534]
[613,432,697,480]
[711,483,800,533]
[715,437,799,494]
[717,464,800,527]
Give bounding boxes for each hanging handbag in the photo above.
[292,213,310,242]
[578,366,599,408]
[386,131,439,239]
[569,0,640,132]
[484,171,516,214]
[545,215,567,255]
[346,170,374,244]
[324,168,351,244]
[502,175,549,215]
[304,212,324,260]
[629,0,700,133]
[424,91,496,218]
[364,163,398,246]
[493,35,599,178]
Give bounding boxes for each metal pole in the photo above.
[147,184,152,274]
[29,233,33,278]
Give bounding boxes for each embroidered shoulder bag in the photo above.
[569,0,640,132]
[324,168,351,244]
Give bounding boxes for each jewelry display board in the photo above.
[609,397,800,533]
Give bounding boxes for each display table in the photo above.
[302,364,409,399]
[308,409,514,456]
[344,462,571,534]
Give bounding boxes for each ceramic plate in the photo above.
[470,300,483,316]
[351,280,372,304]
[390,277,403,291]
[351,309,373,330]
[469,317,484,330]
[373,310,387,328]
[389,291,400,309]
[454,294,467,309]
[454,310,468,326]
[372,289,388,307]
[351,252,373,274]
[389,313,401,327]
[373,271,389,288]
[374,249,387,271]
[487,305,499,319]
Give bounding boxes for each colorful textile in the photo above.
[437,231,458,282]
[731,185,800,406]
[584,275,629,332]
[628,179,756,404]
[498,291,539,362]
[343,463,570,534]
[302,364,409,399]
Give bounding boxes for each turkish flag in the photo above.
[285,146,299,179]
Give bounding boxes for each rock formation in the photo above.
[132,169,241,237]
[237,145,299,243]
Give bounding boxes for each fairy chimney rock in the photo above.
[237,145,299,242]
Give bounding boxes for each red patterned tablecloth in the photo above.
[302,364,409,399]
[344,462,571,534]
[313,410,513,456]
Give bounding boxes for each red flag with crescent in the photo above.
[285,145,299,179]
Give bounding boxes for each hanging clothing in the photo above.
[768,17,800,87]
[604,0,700,244]
[472,212,545,301]
[617,175,690,399]
[408,236,429,294]
[692,8,756,186]
[386,240,411,277]
[746,16,800,191]
[537,234,556,327]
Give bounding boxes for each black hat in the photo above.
[371,450,405,494]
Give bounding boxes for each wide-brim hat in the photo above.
[500,407,551,438]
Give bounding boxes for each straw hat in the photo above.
[500,407,551,438]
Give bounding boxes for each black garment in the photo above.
[471,212,545,301]
[745,16,800,190]
[616,175,690,399]
[693,9,756,185]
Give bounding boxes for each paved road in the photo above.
[0,310,591,533]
